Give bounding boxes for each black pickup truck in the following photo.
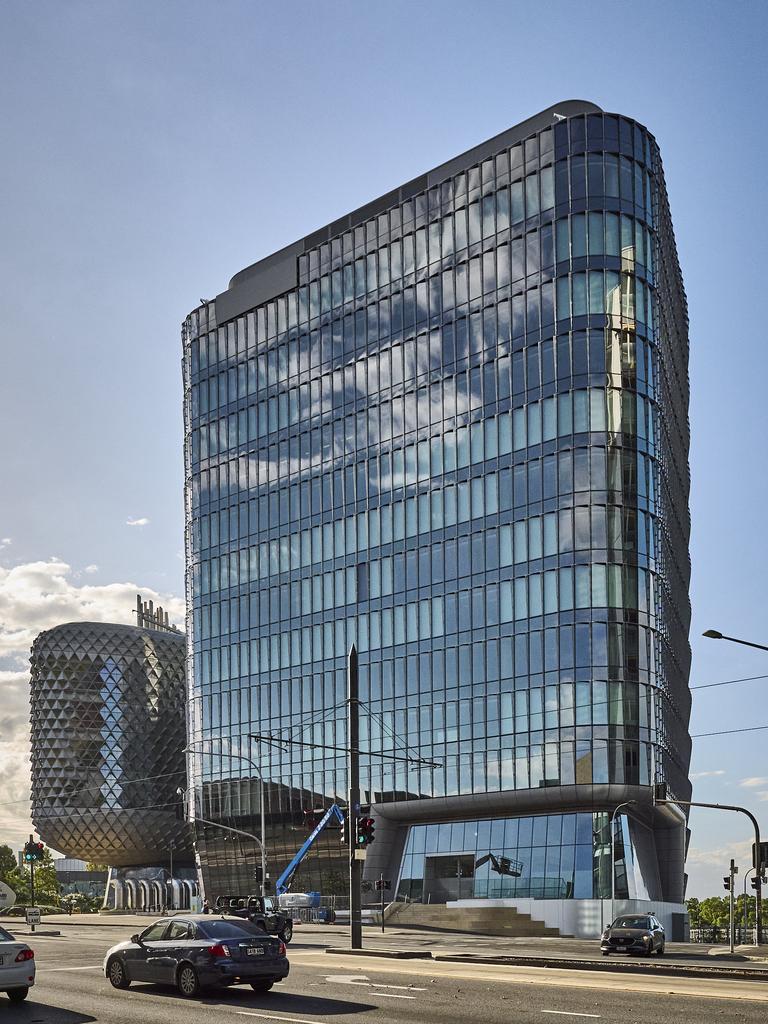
[214,896,293,943]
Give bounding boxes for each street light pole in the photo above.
[610,801,637,926]
[184,741,267,897]
[701,628,768,943]
[169,840,174,912]
[657,797,763,944]
[743,868,753,944]
[703,630,768,653]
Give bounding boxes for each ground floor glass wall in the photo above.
[397,811,649,903]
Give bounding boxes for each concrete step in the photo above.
[387,902,564,937]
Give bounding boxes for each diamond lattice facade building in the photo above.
[30,618,192,867]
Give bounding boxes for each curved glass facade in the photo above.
[183,101,691,906]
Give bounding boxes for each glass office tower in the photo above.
[183,100,691,913]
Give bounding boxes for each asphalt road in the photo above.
[4,925,768,1024]
[16,916,768,971]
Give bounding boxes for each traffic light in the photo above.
[723,876,731,892]
[340,814,347,845]
[751,877,761,891]
[253,866,263,884]
[356,817,375,846]
[23,841,44,863]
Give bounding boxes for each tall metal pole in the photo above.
[29,834,36,929]
[743,869,748,944]
[244,734,267,896]
[729,859,736,953]
[169,841,174,912]
[610,801,636,926]
[348,644,362,950]
[260,767,266,897]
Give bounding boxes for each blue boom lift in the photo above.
[275,803,345,896]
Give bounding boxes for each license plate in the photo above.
[246,947,264,956]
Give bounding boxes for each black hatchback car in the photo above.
[103,915,289,997]
[600,914,665,955]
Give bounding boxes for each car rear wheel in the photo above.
[177,964,201,997]
[250,981,274,992]
[601,951,609,956]
[7,988,29,1003]
[278,923,293,943]
[657,942,665,955]
[108,957,131,989]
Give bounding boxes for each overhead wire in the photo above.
[691,673,768,691]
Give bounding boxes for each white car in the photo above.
[0,923,35,1002]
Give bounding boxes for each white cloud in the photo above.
[740,777,768,788]
[686,838,753,868]
[0,556,184,849]
[690,769,726,780]
[84,564,99,574]
[126,517,150,527]
[0,538,11,549]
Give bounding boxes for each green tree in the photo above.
[31,849,60,906]
[2,866,30,904]
[2,849,61,907]
[685,897,701,927]
[698,896,729,928]
[0,844,17,882]
[85,862,108,873]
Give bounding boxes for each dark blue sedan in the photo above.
[103,915,289,997]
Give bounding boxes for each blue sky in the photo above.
[1,0,766,896]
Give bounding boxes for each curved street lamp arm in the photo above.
[192,815,264,855]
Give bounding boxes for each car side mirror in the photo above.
[131,934,142,945]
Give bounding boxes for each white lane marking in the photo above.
[39,965,103,972]
[372,982,425,991]
[321,973,423,993]
[542,1012,602,1019]
[373,992,416,1000]
[235,1015,326,1024]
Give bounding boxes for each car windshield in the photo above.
[0,926,12,941]
[199,919,270,939]
[613,916,651,929]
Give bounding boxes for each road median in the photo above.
[433,952,768,980]
[325,946,768,980]
[327,947,432,959]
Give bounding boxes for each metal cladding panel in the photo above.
[29,621,192,867]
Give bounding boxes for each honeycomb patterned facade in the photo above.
[30,621,192,867]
